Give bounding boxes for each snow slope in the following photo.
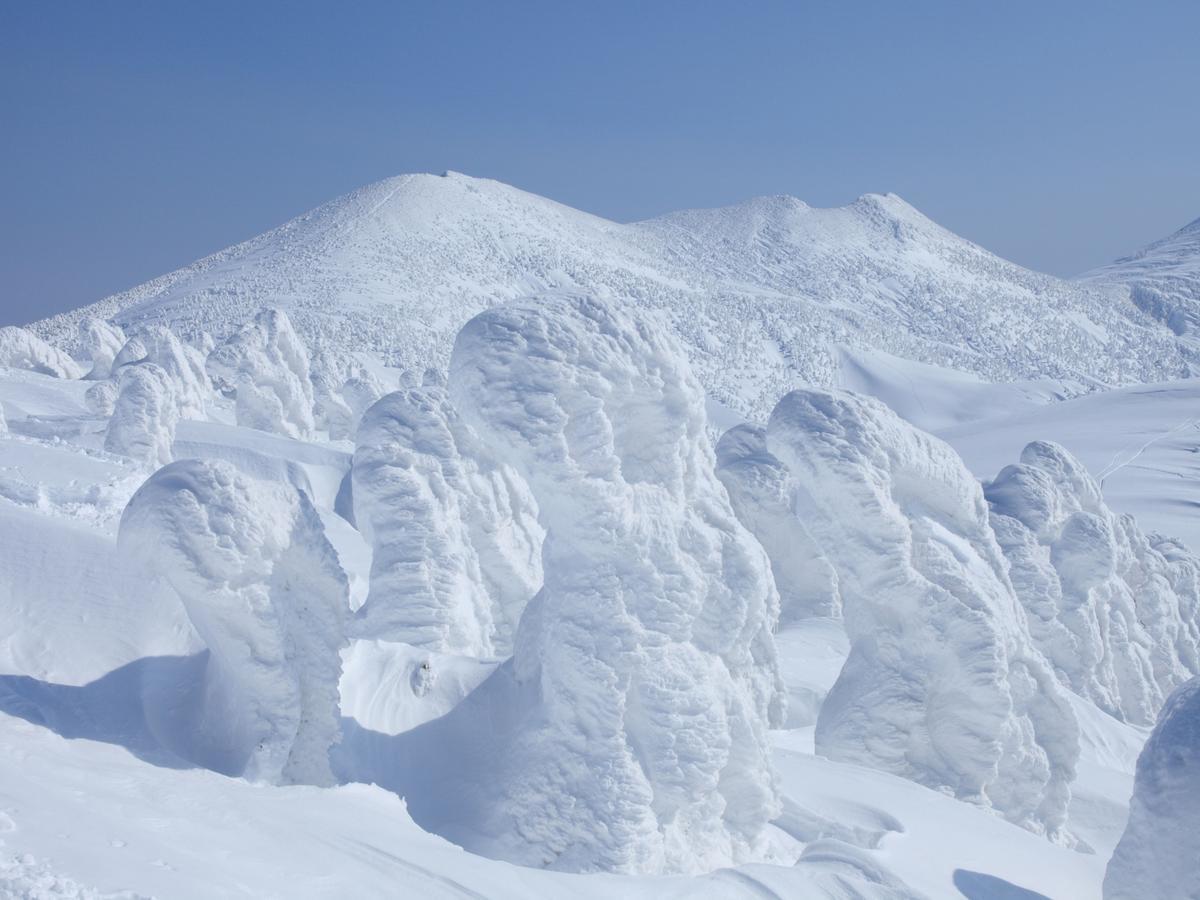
[27,172,1191,420]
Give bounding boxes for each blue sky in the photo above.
[2,0,1198,324]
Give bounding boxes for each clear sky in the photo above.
[2,0,1198,325]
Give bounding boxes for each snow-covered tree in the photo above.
[0,326,83,379]
[766,388,1078,841]
[84,379,119,416]
[986,441,1200,726]
[112,325,210,418]
[206,308,315,439]
[1103,677,1200,899]
[414,293,784,874]
[119,459,348,786]
[351,379,541,655]
[104,363,179,469]
[75,317,126,380]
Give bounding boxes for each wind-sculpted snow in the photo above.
[207,308,315,439]
[765,388,1078,840]
[350,379,542,655]
[716,424,841,623]
[118,459,348,786]
[0,326,83,379]
[985,441,1200,726]
[75,317,126,380]
[112,325,209,418]
[310,346,388,440]
[103,363,179,469]
[84,379,118,416]
[29,173,1191,423]
[410,293,785,874]
[1103,677,1200,900]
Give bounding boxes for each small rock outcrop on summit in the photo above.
[26,173,1192,420]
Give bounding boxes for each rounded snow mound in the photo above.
[0,326,83,379]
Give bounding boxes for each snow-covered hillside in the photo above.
[27,172,1192,419]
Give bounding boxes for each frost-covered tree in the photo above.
[415,293,784,874]
[104,363,179,469]
[112,325,210,418]
[716,424,841,622]
[1103,677,1200,900]
[766,389,1078,841]
[207,308,315,439]
[75,317,126,380]
[351,380,541,655]
[986,441,1200,726]
[119,459,348,786]
[0,326,83,379]
[84,379,119,417]
[310,345,388,440]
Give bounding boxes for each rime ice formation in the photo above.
[75,317,126,380]
[716,424,841,623]
[1103,677,1200,900]
[419,293,785,874]
[766,389,1078,839]
[350,381,542,655]
[84,379,119,416]
[0,326,83,379]
[103,363,180,469]
[112,325,210,418]
[119,459,348,786]
[207,308,315,439]
[986,441,1200,726]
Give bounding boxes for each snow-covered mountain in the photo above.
[1079,215,1200,345]
[30,172,1192,419]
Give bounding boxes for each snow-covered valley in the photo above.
[2,176,1199,899]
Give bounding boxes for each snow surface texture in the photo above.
[715,424,841,624]
[75,316,127,381]
[350,376,542,655]
[985,440,1200,726]
[398,294,786,875]
[103,363,179,469]
[1103,677,1200,900]
[28,173,1191,422]
[206,308,315,439]
[111,325,210,419]
[764,389,1079,840]
[0,325,84,379]
[118,459,348,786]
[310,345,388,440]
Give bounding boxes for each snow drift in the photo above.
[0,325,83,379]
[1103,676,1200,899]
[985,440,1200,726]
[206,308,315,439]
[350,375,542,655]
[764,389,1078,839]
[118,459,348,786]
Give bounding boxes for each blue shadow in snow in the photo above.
[954,869,1053,900]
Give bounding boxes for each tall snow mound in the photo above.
[112,325,210,418]
[206,308,315,439]
[765,389,1078,840]
[400,293,784,875]
[118,459,348,786]
[1103,677,1200,899]
[104,363,179,468]
[29,172,1189,421]
[350,375,542,655]
[986,440,1200,726]
[0,325,83,379]
[75,316,126,380]
[715,423,841,622]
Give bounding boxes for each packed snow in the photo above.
[2,174,1200,898]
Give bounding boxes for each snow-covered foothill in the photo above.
[351,379,541,655]
[766,388,1079,840]
[118,458,348,786]
[206,308,315,439]
[111,325,210,418]
[1103,677,1200,900]
[0,325,84,379]
[404,293,785,874]
[716,423,841,623]
[75,316,127,380]
[985,440,1200,726]
[103,363,179,469]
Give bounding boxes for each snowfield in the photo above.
[1,174,1200,898]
